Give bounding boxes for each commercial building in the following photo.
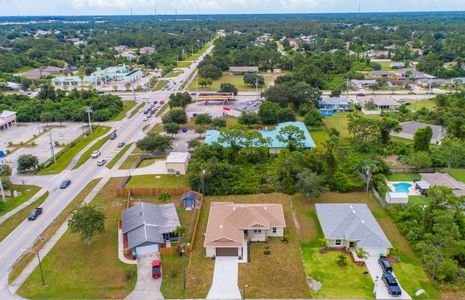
[0,110,17,130]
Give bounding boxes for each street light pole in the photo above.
[21,249,45,285]
[0,165,5,203]
[49,132,56,163]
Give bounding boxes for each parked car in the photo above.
[378,256,393,273]
[152,259,161,278]
[153,101,158,104]
[356,93,366,97]
[97,159,107,166]
[160,100,165,104]
[382,272,402,296]
[143,116,148,122]
[109,132,117,140]
[117,142,126,148]
[28,207,43,221]
[181,128,188,133]
[60,179,71,189]
[91,150,101,158]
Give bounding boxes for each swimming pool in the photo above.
[393,182,412,193]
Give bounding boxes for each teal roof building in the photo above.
[205,121,316,153]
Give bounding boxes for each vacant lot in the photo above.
[292,192,440,299]
[324,112,381,138]
[126,174,189,189]
[188,72,279,92]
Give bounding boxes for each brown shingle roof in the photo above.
[204,202,286,247]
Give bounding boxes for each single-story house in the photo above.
[139,46,156,56]
[387,79,413,88]
[391,121,446,144]
[19,66,64,79]
[357,96,401,110]
[390,62,406,69]
[122,202,180,256]
[181,191,197,209]
[416,78,452,88]
[392,68,435,80]
[350,79,377,89]
[54,75,104,87]
[229,66,259,75]
[315,203,392,256]
[1,82,21,90]
[386,192,408,204]
[205,121,316,154]
[318,97,350,111]
[166,152,189,175]
[419,173,465,197]
[0,110,17,130]
[368,70,391,78]
[204,202,285,262]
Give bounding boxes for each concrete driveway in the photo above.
[207,256,241,300]
[365,256,411,300]
[126,253,164,300]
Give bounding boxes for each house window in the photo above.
[335,240,342,246]
[272,227,277,234]
[253,229,262,234]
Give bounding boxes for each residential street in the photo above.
[0,45,213,299]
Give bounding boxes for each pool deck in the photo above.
[387,181,421,196]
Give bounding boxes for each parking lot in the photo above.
[185,95,262,118]
[0,122,85,166]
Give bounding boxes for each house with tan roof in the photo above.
[204,202,286,262]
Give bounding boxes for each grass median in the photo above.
[0,192,49,243]
[106,143,132,169]
[110,100,137,121]
[73,133,111,169]
[38,126,110,175]
[9,179,101,284]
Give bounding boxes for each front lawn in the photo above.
[386,173,421,181]
[126,174,189,189]
[38,126,110,175]
[17,178,137,299]
[0,185,40,216]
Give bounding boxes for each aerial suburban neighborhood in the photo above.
[1,2,465,300]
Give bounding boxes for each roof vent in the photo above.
[219,224,223,229]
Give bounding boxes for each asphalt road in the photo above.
[0,45,213,299]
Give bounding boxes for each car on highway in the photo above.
[143,116,148,121]
[152,259,161,278]
[160,100,165,104]
[28,207,43,221]
[379,256,393,273]
[97,159,107,166]
[60,179,72,189]
[382,272,402,296]
[109,132,117,140]
[356,93,366,97]
[91,150,101,158]
[117,142,126,148]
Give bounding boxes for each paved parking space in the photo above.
[1,123,85,166]
[207,256,241,299]
[126,252,164,300]
[365,256,411,300]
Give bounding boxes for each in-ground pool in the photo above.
[393,182,412,193]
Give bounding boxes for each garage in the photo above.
[136,244,159,256]
[216,247,238,256]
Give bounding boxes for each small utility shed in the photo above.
[181,191,197,209]
[122,202,180,256]
[386,192,408,204]
[166,152,189,175]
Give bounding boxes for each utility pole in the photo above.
[86,106,93,133]
[0,165,5,203]
[153,0,157,15]
[255,76,259,101]
[201,169,205,195]
[49,132,56,163]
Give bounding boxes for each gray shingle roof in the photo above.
[122,203,180,249]
[315,203,392,249]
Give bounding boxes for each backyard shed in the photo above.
[166,152,189,175]
[181,191,197,209]
[386,192,408,204]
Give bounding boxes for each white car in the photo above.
[143,116,148,122]
[91,150,101,159]
[97,159,106,166]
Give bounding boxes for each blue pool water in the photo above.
[393,182,412,193]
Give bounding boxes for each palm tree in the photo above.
[337,254,348,266]
[174,225,188,244]
[356,248,368,260]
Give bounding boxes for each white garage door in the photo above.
[136,244,159,256]
[366,247,387,257]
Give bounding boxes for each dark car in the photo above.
[181,128,188,133]
[379,256,393,273]
[153,101,158,104]
[152,259,161,278]
[356,93,366,97]
[117,142,126,148]
[60,179,71,189]
[28,207,43,221]
[382,272,402,296]
[160,100,165,104]
[109,132,117,140]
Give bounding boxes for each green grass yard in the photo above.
[324,112,381,138]
[126,174,189,189]
[0,185,40,217]
[38,126,111,175]
[445,169,465,183]
[188,72,279,92]
[109,101,137,121]
[386,173,421,181]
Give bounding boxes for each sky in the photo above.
[1,0,465,16]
